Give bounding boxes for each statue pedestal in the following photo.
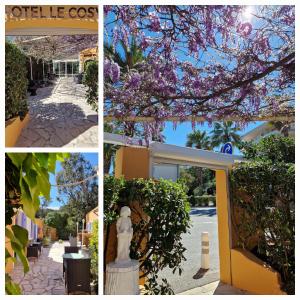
[105,260,139,295]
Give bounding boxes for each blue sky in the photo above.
[47,153,98,209]
[162,120,263,153]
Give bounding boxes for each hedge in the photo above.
[5,41,28,121]
[104,176,190,295]
[230,135,295,294]
[191,195,216,207]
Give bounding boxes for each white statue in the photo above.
[115,206,133,263]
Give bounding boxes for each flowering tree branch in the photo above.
[104,5,295,135]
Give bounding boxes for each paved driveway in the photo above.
[15,77,98,147]
[158,207,220,294]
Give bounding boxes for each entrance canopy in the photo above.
[104,132,244,170]
[5,5,98,35]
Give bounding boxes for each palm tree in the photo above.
[186,130,212,150]
[104,38,144,75]
[185,130,212,194]
[210,121,241,149]
[269,121,293,137]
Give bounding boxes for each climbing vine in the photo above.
[104,176,190,295]
[83,60,98,111]
[5,153,69,295]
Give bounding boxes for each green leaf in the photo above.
[12,225,28,247]
[34,153,49,169]
[11,242,29,273]
[5,274,22,295]
[7,153,27,168]
[36,168,50,200]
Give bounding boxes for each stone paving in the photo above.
[11,241,69,295]
[15,77,98,147]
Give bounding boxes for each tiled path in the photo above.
[15,77,98,147]
[11,241,68,295]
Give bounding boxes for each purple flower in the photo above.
[104,59,112,78]
[111,62,120,83]
[188,38,198,53]
[238,22,252,37]
[128,73,141,88]
[149,12,161,31]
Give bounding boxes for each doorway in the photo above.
[153,163,220,293]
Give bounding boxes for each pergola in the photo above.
[11,35,98,80]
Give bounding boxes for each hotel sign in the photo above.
[6,5,98,20]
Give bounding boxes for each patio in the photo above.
[15,77,98,147]
[10,241,92,295]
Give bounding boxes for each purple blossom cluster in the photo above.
[104,59,120,83]
[104,5,295,138]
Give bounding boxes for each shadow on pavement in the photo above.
[190,208,216,217]
[193,268,209,279]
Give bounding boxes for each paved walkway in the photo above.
[16,77,98,147]
[178,280,252,295]
[11,241,69,295]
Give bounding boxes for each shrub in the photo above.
[230,135,295,294]
[44,211,70,240]
[42,237,51,247]
[193,195,216,207]
[5,41,28,121]
[83,60,98,111]
[89,220,98,292]
[104,176,190,295]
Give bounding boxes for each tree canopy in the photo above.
[104,5,295,138]
[55,153,98,231]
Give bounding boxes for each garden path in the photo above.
[11,241,69,295]
[15,77,98,147]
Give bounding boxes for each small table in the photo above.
[32,242,42,254]
[62,253,91,294]
[62,253,90,276]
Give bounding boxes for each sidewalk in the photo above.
[178,280,252,295]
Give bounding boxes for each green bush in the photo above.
[83,60,98,111]
[42,237,51,247]
[5,41,28,121]
[44,211,70,240]
[104,176,190,295]
[231,135,295,294]
[193,195,216,207]
[89,220,98,292]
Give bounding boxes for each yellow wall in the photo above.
[35,218,44,239]
[115,147,150,180]
[80,47,98,72]
[5,6,98,35]
[86,206,98,224]
[5,113,30,147]
[5,217,16,274]
[231,249,285,294]
[215,170,232,285]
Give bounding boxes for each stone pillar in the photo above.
[105,260,139,295]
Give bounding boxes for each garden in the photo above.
[5,153,99,295]
[5,35,98,147]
